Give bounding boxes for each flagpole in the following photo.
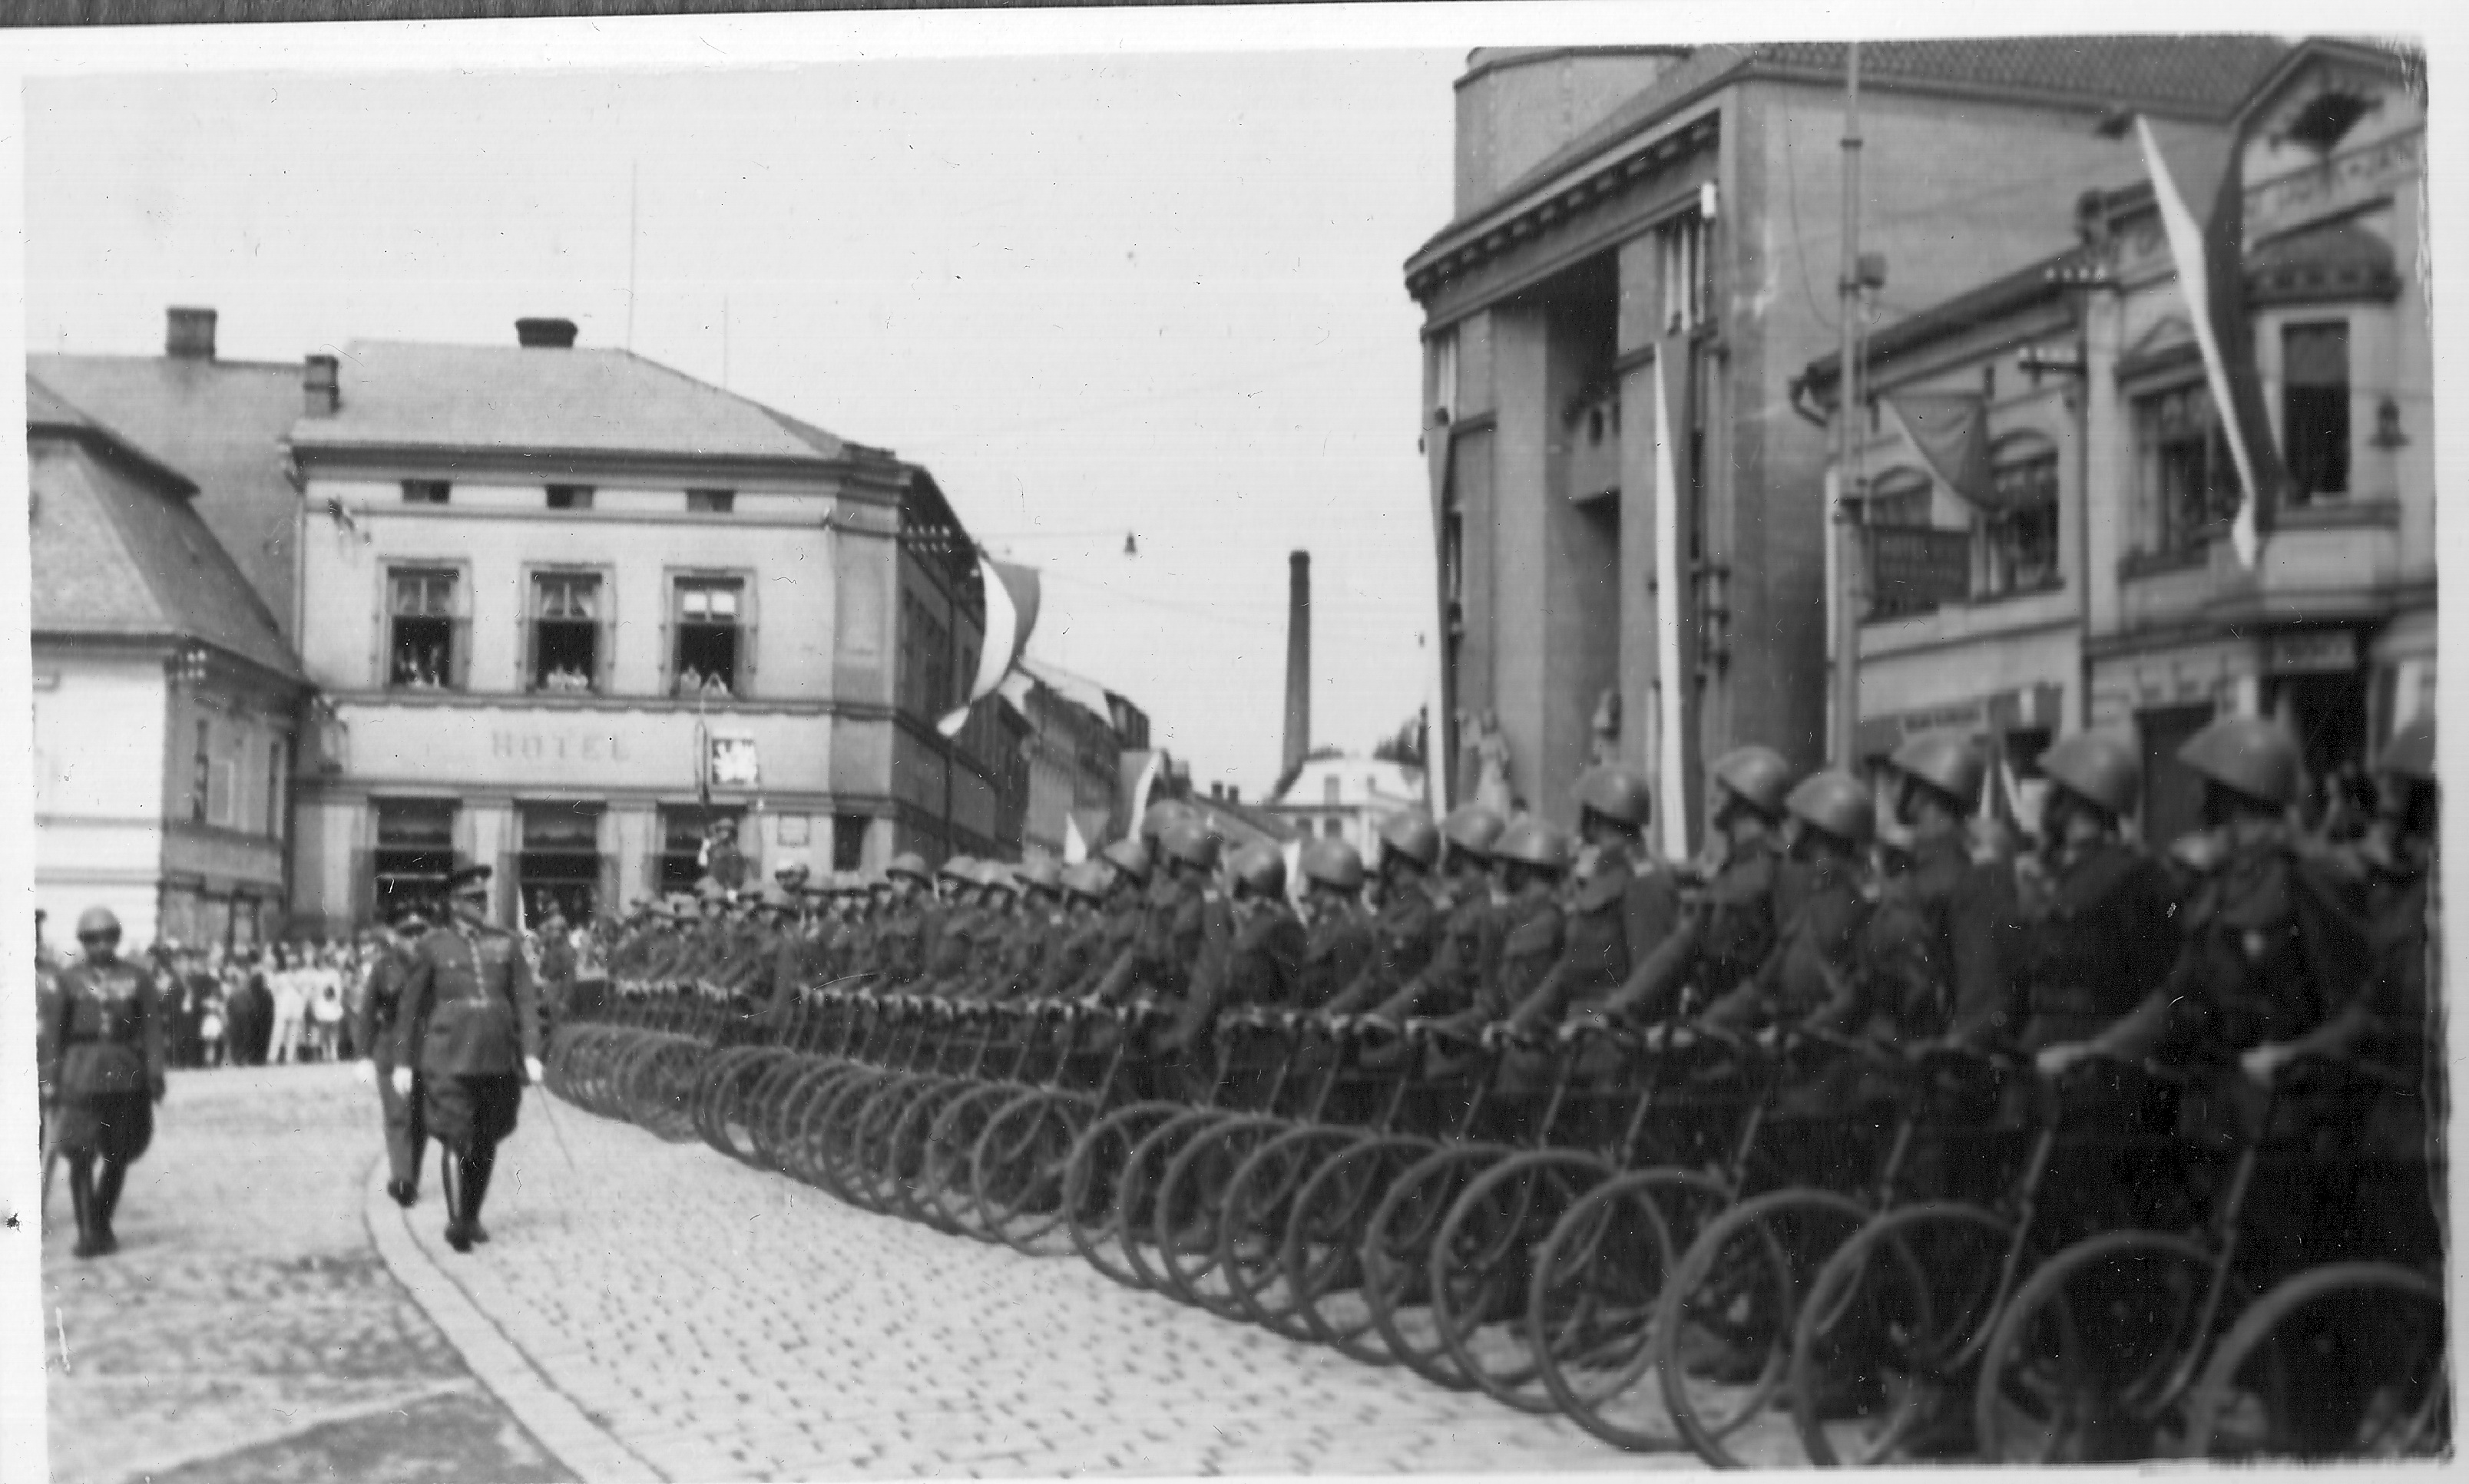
[1830,41,1867,772]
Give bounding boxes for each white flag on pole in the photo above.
[1652,351,1690,864]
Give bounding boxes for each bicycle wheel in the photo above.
[1216,1124,1362,1334]
[1364,1143,1515,1390]
[1284,1132,1436,1363]
[1153,1113,1288,1310]
[1973,1229,2216,1463]
[1431,1150,1615,1412]
[1527,1169,1708,1450]
[975,1089,1097,1254]
[1120,1108,1236,1294]
[2179,1261,2444,1459]
[1062,1101,1185,1287]
[1789,1201,2010,1467]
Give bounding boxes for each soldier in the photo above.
[1041,863,1114,1001]
[1469,818,1576,1090]
[1503,765,1680,1036]
[1593,745,1801,1027]
[43,907,167,1260]
[1292,838,1375,1013]
[702,817,750,893]
[534,907,575,1030]
[1115,820,1230,1097]
[356,905,432,1208]
[1322,812,1443,1019]
[994,859,1065,1003]
[391,860,544,1254]
[1872,731,2021,1047]
[1699,771,1881,1036]
[874,853,936,990]
[2011,732,2181,1053]
[1163,841,1303,1049]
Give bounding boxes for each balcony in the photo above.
[2118,497,2401,632]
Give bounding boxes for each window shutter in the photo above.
[738,577,759,686]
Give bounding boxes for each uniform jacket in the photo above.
[1514,854,1678,1027]
[2014,839,2180,1050]
[353,948,419,1066]
[1165,899,1306,1049]
[1888,828,2022,1044]
[1471,887,1564,1027]
[42,957,165,1100]
[1378,882,1501,1022]
[396,920,542,1079]
[1295,905,1375,1012]
[1325,885,1439,1015]
[875,902,932,987]
[1613,835,1790,1023]
[1041,911,1111,1000]
[1701,855,1872,1034]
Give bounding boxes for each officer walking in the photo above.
[356,905,432,1208]
[392,861,544,1254]
[42,907,167,1260]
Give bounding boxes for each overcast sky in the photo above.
[25,51,1461,795]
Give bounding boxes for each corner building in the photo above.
[285,318,1017,933]
[1405,38,2290,835]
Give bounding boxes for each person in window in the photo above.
[677,666,703,698]
[703,672,731,700]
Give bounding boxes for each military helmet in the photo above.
[1491,816,1574,873]
[1017,857,1064,895]
[1299,837,1367,893]
[938,854,981,884]
[1140,798,1197,842]
[1100,837,1153,884]
[1059,862,1108,903]
[1786,770,1877,849]
[1440,802,1508,858]
[885,851,932,884]
[1375,810,1443,871]
[1572,764,1655,829]
[759,884,798,913]
[1160,819,1220,871]
[1888,731,1987,811]
[2381,717,2437,785]
[74,905,121,940]
[1711,745,1797,818]
[2039,731,2142,819]
[1229,841,1289,899]
[2178,714,2303,808]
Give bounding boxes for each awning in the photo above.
[1856,682,2066,760]
[2246,217,2399,307]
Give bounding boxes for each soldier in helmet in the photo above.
[1164,841,1305,1048]
[1322,811,1444,1020]
[42,906,167,1259]
[1503,765,1680,1036]
[1064,841,1150,1003]
[356,903,433,1208]
[1871,731,2021,1047]
[1696,772,1880,1036]
[1591,745,1802,1027]
[2011,732,2181,1053]
[391,860,544,1254]
[1039,863,1114,1001]
[873,853,936,990]
[1292,838,1375,1013]
[1107,819,1230,1096]
[1360,805,1505,1029]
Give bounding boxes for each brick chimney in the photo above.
[303,354,339,417]
[516,317,578,349]
[166,306,217,359]
[1282,550,1311,780]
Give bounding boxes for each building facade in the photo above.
[1264,752,1428,861]
[1405,38,2292,841]
[29,374,310,948]
[1016,658,1147,863]
[280,318,1022,932]
[1805,38,2430,848]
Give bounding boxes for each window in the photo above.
[209,755,237,828]
[529,572,604,694]
[899,593,953,716]
[373,798,457,922]
[2283,321,2349,502]
[2135,385,2239,557]
[402,480,450,504]
[1980,451,2060,598]
[519,802,603,925]
[190,719,210,824]
[266,737,287,839]
[833,814,871,873]
[1323,816,1345,839]
[672,577,744,697]
[657,806,742,896]
[546,484,595,511]
[1866,469,1931,530]
[387,568,463,689]
[1323,776,1341,805]
[686,489,736,514]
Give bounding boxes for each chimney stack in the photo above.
[303,354,339,418]
[166,307,217,360]
[1283,550,1311,780]
[516,317,578,349]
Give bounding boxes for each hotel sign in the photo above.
[489,729,633,765]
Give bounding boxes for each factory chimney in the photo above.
[1283,550,1311,780]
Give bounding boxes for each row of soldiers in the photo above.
[596,715,2438,1165]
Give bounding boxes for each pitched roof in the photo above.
[285,340,849,466]
[1020,655,1122,725]
[1424,36,2293,253]
[29,352,308,639]
[28,374,306,684]
[1801,243,2090,390]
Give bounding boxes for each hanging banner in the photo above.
[1651,349,1690,864]
[707,732,761,789]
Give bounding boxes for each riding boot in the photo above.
[93,1158,127,1254]
[440,1149,472,1253]
[463,1145,495,1243]
[68,1158,102,1260]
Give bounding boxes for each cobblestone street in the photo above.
[41,1063,571,1484]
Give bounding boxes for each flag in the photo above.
[1888,394,1994,506]
[1063,811,1089,865]
[2134,115,2281,568]
[939,555,1043,737]
[1651,350,1690,864]
[1425,419,1458,815]
[693,712,712,811]
[1127,749,1163,833]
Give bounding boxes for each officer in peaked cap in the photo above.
[357,901,433,1208]
[391,858,543,1254]
[42,906,166,1260]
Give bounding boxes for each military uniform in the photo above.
[1508,850,1678,1033]
[43,945,166,1257]
[1607,834,1792,1025]
[398,896,542,1251]
[2013,838,2180,1053]
[354,938,429,1201]
[1874,826,2022,1046]
[1700,854,1872,1035]
[1322,881,1440,1017]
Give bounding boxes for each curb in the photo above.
[362,1140,668,1484]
